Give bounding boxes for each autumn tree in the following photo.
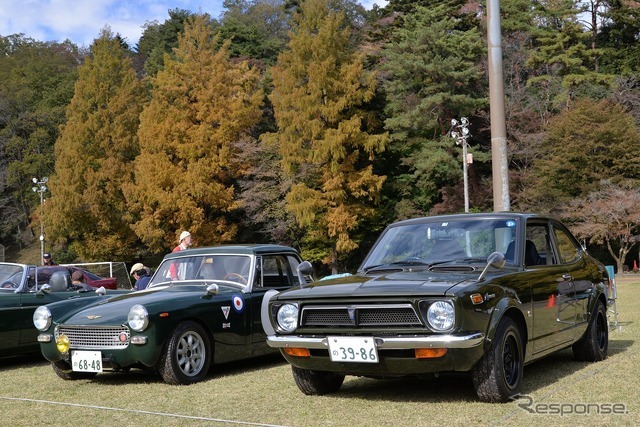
[561,181,640,272]
[265,0,388,273]
[46,28,144,261]
[126,14,263,252]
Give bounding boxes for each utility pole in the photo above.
[487,0,510,212]
[32,177,48,263]
[451,118,471,213]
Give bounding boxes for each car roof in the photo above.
[161,244,300,260]
[388,212,547,227]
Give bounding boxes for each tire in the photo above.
[158,321,211,385]
[51,360,98,380]
[572,300,608,362]
[291,366,345,395]
[472,317,524,403]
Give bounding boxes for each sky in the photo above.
[0,0,388,48]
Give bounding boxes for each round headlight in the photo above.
[127,304,149,332]
[276,303,298,332]
[427,301,455,331]
[33,306,52,331]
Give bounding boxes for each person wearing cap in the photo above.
[130,262,151,291]
[169,231,192,280]
[43,252,56,266]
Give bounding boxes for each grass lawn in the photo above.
[0,276,637,426]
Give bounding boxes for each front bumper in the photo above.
[267,332,484,350]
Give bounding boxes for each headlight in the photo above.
[276,303,298,332]
[128,304,149,332]
[33,306,52,331]
[426,301,455,331]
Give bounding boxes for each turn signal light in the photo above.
[283,347,311,357]
[470,293,484,305]
[415,348,447,359]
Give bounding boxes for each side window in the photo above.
[553,226,581,264]
[525,223,556,266]
[262,255,294,288]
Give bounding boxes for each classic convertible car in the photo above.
[262,213,611,402]
[35,245,307,385]
[0,262,117,358]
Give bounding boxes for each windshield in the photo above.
[0,264,25,289]
[149,254,252,287]
[361,218,518,271]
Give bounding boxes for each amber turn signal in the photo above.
[415,348,447,358]
[283,347,311,357]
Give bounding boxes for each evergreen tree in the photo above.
[47,28,144,260]
[380,4,486,216]
[265,0,388,273]
[126,14,263,252]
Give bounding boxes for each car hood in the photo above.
[52,284,239,324]
[277,270,478,300]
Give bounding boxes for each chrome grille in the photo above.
[301,304,422,327]
[55,326,130,349]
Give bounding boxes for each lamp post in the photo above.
[32,177,48,264]
[451,118,471,213]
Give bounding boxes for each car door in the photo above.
[527,220,577,355]
[249,254,300,350]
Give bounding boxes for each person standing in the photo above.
[169,231,192,280]
[43,252,56,266]
[130,263,151,291]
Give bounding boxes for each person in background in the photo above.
[43,252,56,266]
[71,269,87,290]
[130,262,151,291]
[169,231,192,280]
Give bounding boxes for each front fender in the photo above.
[484,296,528,352]
[261,289,279,336]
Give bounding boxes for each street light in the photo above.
[450,118,471,213]
[32,177,48,264]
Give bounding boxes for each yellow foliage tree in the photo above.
[47,28,144,260]
[125,14,263,252]
[265,0,388,273]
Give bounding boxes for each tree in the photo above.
[379,3,487,216]
[46,28,144,261]
[518,98,640,212]
[0,35,80,249]
[265,0,388,273]
[561,181,640,272]
[126,14,264,252]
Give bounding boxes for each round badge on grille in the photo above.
[119,332,128,342]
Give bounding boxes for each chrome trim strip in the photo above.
[266,332,484,349]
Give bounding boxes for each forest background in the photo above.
[1,0,639,276]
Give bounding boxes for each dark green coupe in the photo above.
[35,245,306,385]
[263,213,611,402]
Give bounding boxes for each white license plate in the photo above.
[71,350,103,372]
[328,336,378,363]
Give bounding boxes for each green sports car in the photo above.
[35,244,307,385]
[263,213,612,402]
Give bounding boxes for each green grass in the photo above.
[1,278,638,426]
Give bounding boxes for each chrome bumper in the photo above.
[267,332,485,350]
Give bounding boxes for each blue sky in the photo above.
[0,0,388,47]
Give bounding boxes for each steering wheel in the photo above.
[1,281,18,289]
[223,273,248,285]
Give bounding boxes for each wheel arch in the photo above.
[485,298,528,354]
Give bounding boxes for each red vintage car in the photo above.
[32,266,118,290]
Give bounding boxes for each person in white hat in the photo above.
[130,262,151,291]
[169,231,193,280]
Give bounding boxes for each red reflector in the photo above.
[284,348,311,357]
[159,312,170,318]
[415,348,447,359]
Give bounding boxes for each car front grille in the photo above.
[301,304,422,328]
[55,326,130,349]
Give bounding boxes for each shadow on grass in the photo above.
[325,339,635,402]
[0,352,47,370]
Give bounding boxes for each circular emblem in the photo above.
[232,295,244,313]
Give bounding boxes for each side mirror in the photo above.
[297,261,314,287]
[477,251,505,282]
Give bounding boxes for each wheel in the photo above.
[158,321,211,385]
[223,273,247,284]
[572,300,608,361]
[291,366,345,395]
[472,317,523,402]
[1,281,18,289]
[51,360,98,380]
